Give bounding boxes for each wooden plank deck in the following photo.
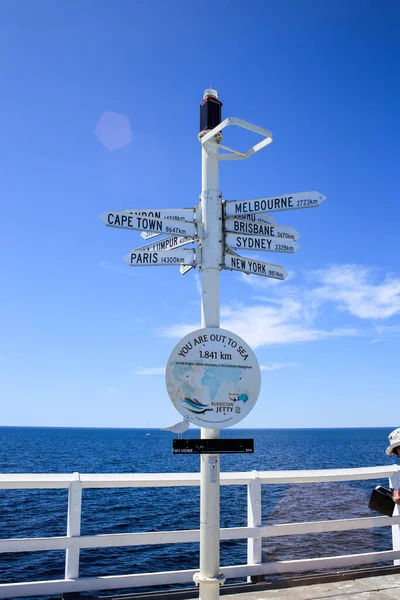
[223,573,400,599]
[98,567,400,600]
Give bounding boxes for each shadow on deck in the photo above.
[93,565,400,600]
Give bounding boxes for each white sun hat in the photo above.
[386,428,400,455]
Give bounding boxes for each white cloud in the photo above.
[370,324,400,344]
[134,367,165,376]
[160,298,357,348]
[159,264,400,349]
[374,325,400,335]
[161,323,198,339]
[219,302,357,348]
[260,363,298,371]
[310,265,400,319]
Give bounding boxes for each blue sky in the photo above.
[0,0,399,428]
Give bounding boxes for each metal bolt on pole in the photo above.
[193,89,225,600]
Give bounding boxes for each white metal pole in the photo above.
[65,472,82,579]
[194,90,224,600]
[247,471,262,581]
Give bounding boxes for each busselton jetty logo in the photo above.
[181,391,249,416]
[181,397,213,415]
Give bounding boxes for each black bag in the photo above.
[369,486,395,517]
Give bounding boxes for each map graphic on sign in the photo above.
[165,328,261,428]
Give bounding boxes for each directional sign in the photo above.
[141,231,163,240]
[99,211,196,237]
[225,233,299,254]
[225,218,299,241]
[235,213,276,225]
[224,252,288,280]
[180,264,195,275]
[121,208,195,241]
[224,191,326,217]
[123,208,195,222]
[131,235,197,254]
[173,438,254,454]
[123,249,196,267]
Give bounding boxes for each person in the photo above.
[386,428,400,504]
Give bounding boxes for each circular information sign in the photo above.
[165,327,261,428]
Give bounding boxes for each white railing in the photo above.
[1,465,400,598]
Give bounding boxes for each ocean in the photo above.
[0,426,398,592]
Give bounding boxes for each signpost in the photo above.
[123,207,195,222]
[224,218,299,240]
[99,211,196,237]
[224,252,288,280]
[180,264,195,275]
[121,208,195,241]
[123,249,196,267]
[130,235,197,254]
[236,213,276,225]
[225,232,299,254]
[124,249,196,267]
[141,231,162,240]
[99,87,326,600]
[173,439,254,454]
[224,190,326,217]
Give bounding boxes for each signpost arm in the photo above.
[194,89,224,600]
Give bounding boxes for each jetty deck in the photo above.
[104,568,400,600]
[222,573,400,599]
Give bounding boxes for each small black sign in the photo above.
[173,439,254,454]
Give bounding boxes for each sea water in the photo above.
[0,426,397,589]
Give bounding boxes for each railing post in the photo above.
[390,466,400,566]
[247,470,262,582]
[65,472,82,580]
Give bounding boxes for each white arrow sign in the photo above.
[235,213,276,225]
[141,231,163,240]
[130,235,197,254]
[123,249,196,267]
[225,218,299,241]
[180,264,195,275]
[121,208,195,241]
[225,233,299,254]
[224,191,326,217]
[224,252,288,280]
[99,211,196,237]
[123,208,195,222]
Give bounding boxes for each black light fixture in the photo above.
[199,88,222,134]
